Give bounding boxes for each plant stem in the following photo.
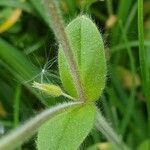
[138,0,150,135]
[13,84,21,128]
[0,101,82,150]
[13,85,22,150]
[62,92,77,101]
[138,0,146,80]
[45,0,86,102]
[124,2,137,32]
[95,109,130,150]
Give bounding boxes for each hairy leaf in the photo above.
[37,104,96,150]
[58,16,107,101]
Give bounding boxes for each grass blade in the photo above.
[0,38,47,105]
[138,0,150,134]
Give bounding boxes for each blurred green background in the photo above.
[0,0,150,149]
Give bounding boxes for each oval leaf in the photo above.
[37,104,96,150]
[58,16,107,101]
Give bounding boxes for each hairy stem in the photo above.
[0,101,82,150]
[95,109,129,150]
[45,0,86,102]
[62,92,78,101]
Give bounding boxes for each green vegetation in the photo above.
[0,0,150,149]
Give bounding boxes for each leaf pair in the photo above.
[37,15,106,149]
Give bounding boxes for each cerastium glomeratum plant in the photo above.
[0,1,129,150]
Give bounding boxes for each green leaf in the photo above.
[58,16,107,101]
[37,103,96,150]
[137,139,150,150]
[0,38,38,81]
[0,38,47,105]
[0,38,62,106]
[0,101,82,150]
